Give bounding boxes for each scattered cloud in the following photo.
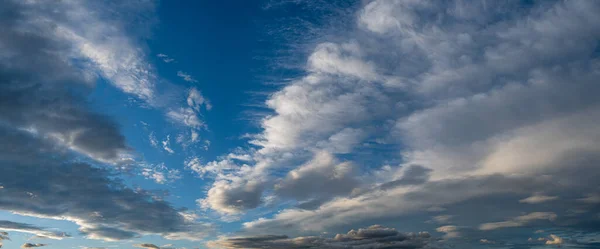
[141,163,182,184]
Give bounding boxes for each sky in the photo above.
[0,0,599,248]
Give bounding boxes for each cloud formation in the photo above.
[195,2,600,242]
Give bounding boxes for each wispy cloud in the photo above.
[479,212,557,231]
[157,53,176,63]
[177,71,198,83]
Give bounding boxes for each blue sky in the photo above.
[1,0,600,249]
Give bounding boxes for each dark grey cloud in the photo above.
[380,165,432,190]
[20,243,47,248]
[0,0,129,163]
[275,151,359,202]
[208,225,433,249]
[0,128,210,241]
[134,244,160,249]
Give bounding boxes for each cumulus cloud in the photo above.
[207,225,432,249]
[200,177,264,215]
[479,212,557,231]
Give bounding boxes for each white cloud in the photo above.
[519,194,558,204]
[149,132,159,148]
[162,135,175,154]
[545,234,564,245]
[177,71,198,83]
[167,108,204,130]
[479,212,557,231]
[157,53,175,63]
[185,157,240,179]
[51,1,157,103]
[479,239,494,244]
[436,225,460,239]
[141,163,181,184]
[187,87,211,111]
